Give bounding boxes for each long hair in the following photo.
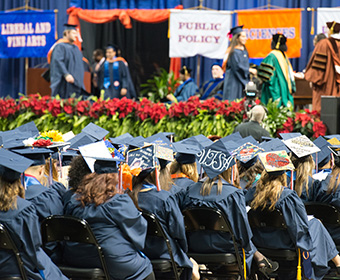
[159,166,173,191]
[291,154,314,197]
[0,177,24,211]
[238,159,264,189]
[169,160,199,182]
[251,171,286,210]
[76,173,118,207]
[327,158,340,194]
[44,158,59,184]
[129,171,157,209]
[229,32,247,56]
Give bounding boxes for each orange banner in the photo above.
[237,9,302,58]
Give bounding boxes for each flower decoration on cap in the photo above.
[120,163,142,191]
[40,130,64,142]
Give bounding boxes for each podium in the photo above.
[321,96,340,134]
[27,68,91,96]
[293,77,312,110]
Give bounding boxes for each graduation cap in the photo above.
[82,123,109,141]
[283,135,320,158]
[329,145,340,157]
[229,25,243,36]
[0,149,34,183]
[60,150,79,167]
[327,21,340,33]
[93,157,119,174]
[272,33,287,49]
[11,147,53,166]
[173,142,201,164]
[211,62,223,69]
[150,132,175,142]
[68,132,96,149]
[127,144,158,175]
[258,150,294,174]
[324,135,340,141]
[145,134,173,150]
[64,23,77,31]
[261,136,274,142]
[259,138,290,154]
[181,134,213,150]
[196,139,236,179]
[220,132,243,143]
[127,136,146,149]
[232,142,264,168]
[109,133,134,146]
[327,137,340,145]
[14,121,39,136]
[312,136,332,168]
[279,132,302,140]
[239,135,257,145]
[179,66,192,75]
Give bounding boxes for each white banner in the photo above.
[169,9,232,59]
[317,8,340,34]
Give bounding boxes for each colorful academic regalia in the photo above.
[258,50,295,107]
[64,193,153,280]
[222,49,250,101]
[199,78,224,100]
[182,179,257,271]
[174,78,198,102]
[251,188,338,280]
[50,42,85,98]
[0,197,68,280]
[138,185,193,280]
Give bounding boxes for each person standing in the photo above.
[91,49,105,97]
[49,24,86,99]
[222,25,256,101]
[305,21,340,113]
[258,34,295,108]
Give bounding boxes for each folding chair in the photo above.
[41,215,109,280]
[182,207,246,280]
[142,210,182,280]
[0,223,27,280]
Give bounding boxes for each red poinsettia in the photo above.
[295,112,312,128]
[312,121,327,138]
[47,99,61,117]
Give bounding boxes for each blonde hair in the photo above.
[0,178,24,211]
[327,166,340,194]
[44,158,59,183]
[169,160,199,182]
[291,154,314,197]
[251,171,286,210]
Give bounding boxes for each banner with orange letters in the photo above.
[237,9,302,58]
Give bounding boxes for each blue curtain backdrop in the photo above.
[1,0,340,98]
[0,0,70,98]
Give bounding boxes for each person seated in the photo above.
[64,158,155,280]
[251,150,340,280]
[0,149,68,280]
[167,66,198,103]
[199,63,224,100]
[233,105,271,142]
[181,139,279,278]
[312,136,333,181]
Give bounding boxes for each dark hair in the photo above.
[93,49,104,57]
[229,32,247,56]
[270,40,287,52]
[0,178,24,211]
[315,33,326,44]
[76,173,118,207]
[238,159,264,189]
[68,155,91,191]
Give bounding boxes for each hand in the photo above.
[249,68,257,75]
[120,88,127,96]
[65,74,74,83]
[167,94,175,102]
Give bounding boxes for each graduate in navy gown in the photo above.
[64,158,154,280]
[97,45,136,99]
[127,144,200,280]
[199,63,224,100]
[312,136,333,181]
[50,24,86,98]
[0,149,68,280]
[222,26,257,101]
[180,139,278,277]
[251,150,340,280]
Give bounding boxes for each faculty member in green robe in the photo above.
[258,34,295,108]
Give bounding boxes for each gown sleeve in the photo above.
[259,54,281,102]
[228,50,249,85]
[119,61,128,90]
[50,44,69,77]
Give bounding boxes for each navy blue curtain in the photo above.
[0,0,70,98]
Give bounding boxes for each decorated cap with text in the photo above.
[259,150,294,173]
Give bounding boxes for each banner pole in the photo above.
[197,55,201,87]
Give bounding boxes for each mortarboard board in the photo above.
[145,134,173,150]
[181,134,213,150]
[258,150,294,174]
[127,136,146,149]
[232,142,264,168]
[0,149,34,183]
[82,123,109,141]
[60,150,79,167]
[327,21,340,34]
[259,138,290,154]
[261,136,274,142]
[220,132,243,143]
[12,147,53,166]
[329,145,340,157]
[64,23,77,31]
[14,121,39,137]
[196,139,236,179]
[279,132,302,140]
[229,25,243,36]
[312,136,331,167]
[272,33,287,49]
[127,144,158,175]
[68,133,96,149]
[150,132,175,141]
[173,142,201,164]
[109,133,134,146]
[283,135,320,158]
[239,135,257,145]
[324,135,340,141]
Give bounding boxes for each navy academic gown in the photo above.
[251,188,338,280]
[181,179,256,272]
[199,78,224,100]
[138,186,193,280]
[50,42,85,98]
[0,197,68,280]
[98,60,136,99]
[170,177,196,210]
[174,78,198,102]
[222,49,250,101]
[64,193,153,280]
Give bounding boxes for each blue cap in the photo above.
[0,149,34,182]
[92,157,119,174]
[233,142,264,166]
[261,136,274,142]
[211,62,222,69]
[196,139,236,179]
[173,142,201,164]
[11,147,53,166]
[181,135,213,150]
[127,145,158,175]
[60,150,79,167]
[69,132,96,149]
[239,135,257,145]
[230,25,243,36]
[15,121,39,136]
[324,135,340,141]
[82,123,109,141]
[220,132,243,143]
[128,136,146,149]
[64,23,77,31]
[145,134,173,150]
[312,136,332,167]
[109,133,134,146]
[259,138,290,154]
[279,132,302,140]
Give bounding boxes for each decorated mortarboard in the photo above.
[109,133,134,146]
[104,140,125,161]
[144,137,174,169]
[325,135,340,141]
[127,144,159,174]
[283,135,320,158]
[82,123,109,141]
[12,147,53,166]
[259,150,294,174]
[220,132,243,143]
[229,25,243,36]
[196,139,236,179]
[232,142,264,167]
[64,23,77,30]
[259,138,290,154]
[79,141,113,173]
[279,132,302,141]
[0,149,34,183]
[327,137,340,146]
[312,136,332,167]
[327,21,340,34]
[68,132,96,149]
[173,142,201,164]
